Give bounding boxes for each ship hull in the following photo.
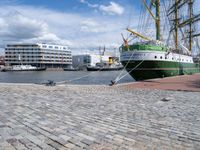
[121,60,200,80]
[120,50,200,81]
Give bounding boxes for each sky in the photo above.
[0,0,199,55]
[0,0,141,54]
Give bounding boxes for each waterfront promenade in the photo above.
[0,75,200,149]
[120,73,200,92]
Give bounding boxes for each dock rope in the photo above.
[55,67,107,85]
[111,58,145,86]
[41,50,146,86]
[110,51,150,86]
[56,73,92,85]
[55,49,136,85]
[111,50,135,85]
[111,59,144,85]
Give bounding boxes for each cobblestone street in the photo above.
[0,84,200,149]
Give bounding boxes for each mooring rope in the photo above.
[113,50,135,83]
[113,59,145,84]
[56,74,89,85]
[111,47,139,85]
[55,66,108,85]
[111,51,151,86]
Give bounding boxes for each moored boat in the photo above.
[120,42,200,80]
[2,65,46,72]
[120,0,200,81]
[63,68,79,71]
[87,65,123,71]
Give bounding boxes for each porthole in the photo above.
[172,58,174,60]
[160,56,162,59]
[165,57,167,59]
[155,56,157,59]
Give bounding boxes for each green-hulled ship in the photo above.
[120,0,200,81]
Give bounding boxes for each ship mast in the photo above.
[188,0,193,51]
[155,0,161,41]
[168,0,200,51]
[126,0,200,48]
[175,0,179,50]
[126,0,162,42]
[143,0,161,41]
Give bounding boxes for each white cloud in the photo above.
[0,6,78,49]
[80,19,107,33]
[99,2,124,16]
[0,12,48,39]
[0,4,137,54]
[79,1,124,16]
[0,11,73,45]
[0,18,7,29]
[79,0,98,8]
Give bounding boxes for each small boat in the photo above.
[63,66,80,71]
[2,65,46,72]
[87,64,123,71]
[63,68,79,71]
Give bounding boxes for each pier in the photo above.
[120,73,200,92]
[0,74,200,149]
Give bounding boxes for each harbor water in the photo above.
[0,71,134,85]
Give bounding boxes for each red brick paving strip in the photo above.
[120,73,200,92]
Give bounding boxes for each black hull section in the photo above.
[121,60,200,81]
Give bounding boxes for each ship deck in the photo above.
[119,73,200,92]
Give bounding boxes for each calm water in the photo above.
[0,71,134,85]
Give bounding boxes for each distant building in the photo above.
[5,43,72,68]
[72,54,116,69]
[0,56,5,66]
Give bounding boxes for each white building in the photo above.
[72,54,112,69]
[5,43,72,68]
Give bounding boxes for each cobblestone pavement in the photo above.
[0,84,200,150]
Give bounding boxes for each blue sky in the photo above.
[17,0,140,13]
[0,0,142,54]
[0,0,199,54]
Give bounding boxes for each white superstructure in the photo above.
[5,43,72,68]
[120,51,194,63]
[72,54,111,68]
